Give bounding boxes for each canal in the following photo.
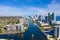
[0,21,48,40]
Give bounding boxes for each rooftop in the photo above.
[52,21,60,24]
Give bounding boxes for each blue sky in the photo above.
[0,0,60,16]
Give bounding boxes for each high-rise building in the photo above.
[48,12,50,21]
[45,16,48,22]
[33,14,38,21]
[38,15,41,20]
[52,21,60,40]
[47,12,51,24]
[47,12,56,24]
[38,15,43,21]
[51,12,56,21]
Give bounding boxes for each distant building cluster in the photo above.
[29,12,56,26]
[33,12,60,40]
[28,12,60,40]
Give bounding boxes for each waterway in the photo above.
[0,21,48,40]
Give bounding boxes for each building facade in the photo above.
[52,21,60,40]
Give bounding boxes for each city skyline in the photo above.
[0,0,60,16]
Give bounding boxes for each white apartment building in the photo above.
[16,24,24,31]
[6,24,24,32]
[5,18,28,33]
[19,18,28,25]
[52,21,60,40]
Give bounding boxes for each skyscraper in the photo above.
[47,12,56,24]
[48,12,50,21]
[45,16,48,22]
[38,15,43,21]
[52,12,56,21]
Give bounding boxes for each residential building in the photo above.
[48,12,51,22]
[47,12,56,24]
[45,16,48,23]
[36,21,49,26]
[5,18,28,32]
[5,24,24,32]
[6,25,16,31]
[51,12,56,21]
[33,15,38,21]
[52,21,60,40]
[16,24,24,31]
[38,15,43,21]
[19,18,28,25]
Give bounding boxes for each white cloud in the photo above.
[21,0,60,16]
[0,0,60,16]
[27,7,48,16]
[28,0,60,16]
[46,0,60,15]
[47,3,60,15]
[0,5,25,16]
[0,5,48,16]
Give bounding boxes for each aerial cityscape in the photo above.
[0,0,60,40]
